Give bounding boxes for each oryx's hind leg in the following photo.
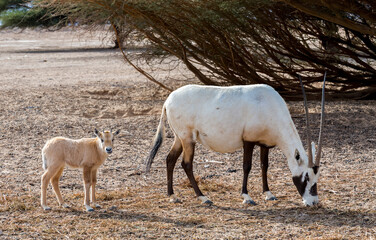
[166,136,183,203]
[41,163,63,210]
[260,146,277,201]
[181,140,212,205]
[51,166,70,208]
[242,141,256,205]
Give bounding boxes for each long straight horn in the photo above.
[314,71,326,166]
[299,75,314,168]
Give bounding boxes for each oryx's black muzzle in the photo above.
[105,147,113,154]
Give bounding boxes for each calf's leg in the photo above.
[41,164,62,210]
[91,169,101,208]
[50,166,70,208]
[83,167,94,212]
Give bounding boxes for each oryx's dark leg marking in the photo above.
[260,146,270,193]
[166,138,183,196]
[242,141,255,195]
[260,145,277,200]
[180,141,205,198]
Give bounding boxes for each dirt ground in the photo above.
[0,29,375,239]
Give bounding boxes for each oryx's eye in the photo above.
[294,149,300,161]
[101,139,104,143]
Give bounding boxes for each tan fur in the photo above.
[40,129,119,211]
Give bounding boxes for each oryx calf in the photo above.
[41,129,120,211]
[146,75,325,206]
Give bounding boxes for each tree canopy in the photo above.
[35,0,376,98]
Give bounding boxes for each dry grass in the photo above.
[0,29,375,239]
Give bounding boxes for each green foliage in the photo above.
[0,0,66,29]
[0,7,63,28]
[0,0,25,12]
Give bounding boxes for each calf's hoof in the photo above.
[42,205,51,211]
[62,203,70,208]
[266,196,278,201]
[85,205,94,212]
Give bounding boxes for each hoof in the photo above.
[170,198,182,204]
[109,206,117,211]
[169,194,182,203]
[85,205,94,212]
[264,191,277,201]
[243,199,257,205]
[42,205,51,211]
[203,199,213,205]
[266,196,278,201]
[62,203,70,208]
[198,196,213,205]
[95,204,101,209]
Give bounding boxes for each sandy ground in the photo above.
[0,29,376,239]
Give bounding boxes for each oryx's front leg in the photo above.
[83,167,94,212]
[242,141,256,205]
[260,146,277,201]
[91,169,101,208]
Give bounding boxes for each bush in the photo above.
[0,7,62,28]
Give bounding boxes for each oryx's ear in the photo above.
[94,128,99,137]
[295,149,302,165]
[114,129,120,136]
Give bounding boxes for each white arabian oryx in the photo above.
[146,74,326,206]
[41,129,120,211]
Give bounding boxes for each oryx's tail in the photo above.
[145,105,166,173]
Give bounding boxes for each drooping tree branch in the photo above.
[38,0,376,99]
[111,23,173,92]
[281,0,376,35]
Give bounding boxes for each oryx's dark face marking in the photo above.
[309,183,318,196]
[293,173,309,197]
[292,166,320,206]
